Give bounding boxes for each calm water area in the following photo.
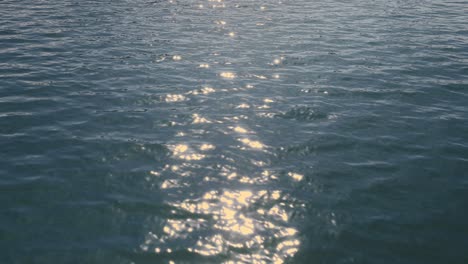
[1,0,468,263]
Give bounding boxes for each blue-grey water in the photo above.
[1,0,468,263]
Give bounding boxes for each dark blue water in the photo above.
[1,0,468,263]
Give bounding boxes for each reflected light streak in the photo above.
[239,138,265,149]
[187,86,216,95]
[269,205,289,222]
[272,56,285,65]
[212,3,226,8]
[252,160,266,167]
[223,115,248,122]
[170,144,206,161]
[220,72,236,79]
[258,104,270,109]
[192,113,211,124]
[201,87,216,94]
[147,189,301,263]
[178,153,205,161]
[252,74,267,80]
[288,172,304,181]
[236,103,250,109]
[161,179,181,189]
[172,144,188,155]
[164,94,186,102]
[200,144,215,151]
[257,112,275,118]
[232,126,248,134]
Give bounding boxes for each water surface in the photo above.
[1,0,468,263]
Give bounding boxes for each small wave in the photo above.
[276,106,328,121]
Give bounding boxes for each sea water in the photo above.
[1,0,468,263]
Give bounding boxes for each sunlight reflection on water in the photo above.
[136,0,310,262]
[4,0,467,263]
[141,188,303,264]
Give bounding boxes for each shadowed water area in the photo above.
[1,0,468,263]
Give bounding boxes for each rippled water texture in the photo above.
[1,0,468,263]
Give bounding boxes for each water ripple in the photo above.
[1,0,468,263]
